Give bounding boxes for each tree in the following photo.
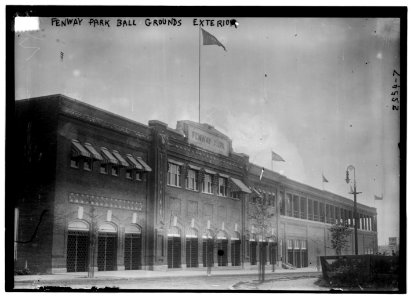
[248,197,276,282]
[329,223,352,255]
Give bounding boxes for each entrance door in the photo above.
[231,240,241,266]
[124,233,142,270]
[250,241,257,265]
[202,238,214,267]
[67,230,89,272]
[97,232,117,271]
[217,239,228,266]
[186,237,198,268]
[167,236,181,268]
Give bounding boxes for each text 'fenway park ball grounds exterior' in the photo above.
[14,94,378,273]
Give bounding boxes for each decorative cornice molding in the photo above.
[60,107,152,142]
[69,192,143,211]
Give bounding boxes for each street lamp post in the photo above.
[345,165,361,255]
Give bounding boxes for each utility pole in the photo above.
[346,165,361,255]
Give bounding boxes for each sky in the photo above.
[14,17,401,244]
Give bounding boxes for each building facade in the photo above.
[14,94,378,274]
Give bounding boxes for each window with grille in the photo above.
[124,233,142,270]
[314,201,319,221]
[167,236,181,268]
[231,239,241,266]
[202,173,213,194]
[186,169,198,191]
[202,238,214,267]
[308,199,313,220]
[167,163,181,187]
[185,237,198,268]
[97,232,117,271]
[67,231,89,272]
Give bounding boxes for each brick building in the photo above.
[13,94,378,274]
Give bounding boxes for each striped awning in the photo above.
[126,154,144,170]
[112,150,129,167]
[72,140,91,158]
[100,147,119,165]
[136,157,152,172]
[230,178,252,194]
[84,143,103,161]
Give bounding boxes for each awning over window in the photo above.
[230,178,252,194]
[126,154,144,170]
[219,173,229,178]
[84,143,103,161]
[136,157,152,172]
[101,147,119,165]
[112,150,129,167]
[72,140,91,158]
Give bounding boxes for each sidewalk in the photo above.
[14,266,320,283]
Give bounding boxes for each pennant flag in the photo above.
[201,28,227,51]
[350,185,354,194]
[271,151,285,162]
[322,174,329,183]
[259,167,265,181]
[374,194,383,200]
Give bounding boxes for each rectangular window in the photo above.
[280,192,285,215]
[218,177,227,197]
[313,201,319,221]
[293,195,299,218]
[83,159,92,171]
[294,240,300,250]
[136,172,142,181]
[71,158,80,169]
[167,163,181,187]
[286,193,292,216]
[186,169,198,191]
[111,165,119,176]
[287,240,293,249]
[300,197,307,219]
[330,205,335,224]
[319,203,325,222]
[126,169,133,179]
[325,204,330,223]
[308,199,313,220]
[335,207,340,224]
[202,173,213,194]
[301,240,307,249]
[100,164,108,174]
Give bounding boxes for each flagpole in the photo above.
[198,26,201,124]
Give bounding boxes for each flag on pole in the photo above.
[322,174,329,183]
[374,194,383,200]
[201,28,227,51]
[271,151,285,162]
[350,185,354,194]
[259,167,265,181]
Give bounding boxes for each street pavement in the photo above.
[13,266,324,290]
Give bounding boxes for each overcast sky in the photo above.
[15,17,400,243]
